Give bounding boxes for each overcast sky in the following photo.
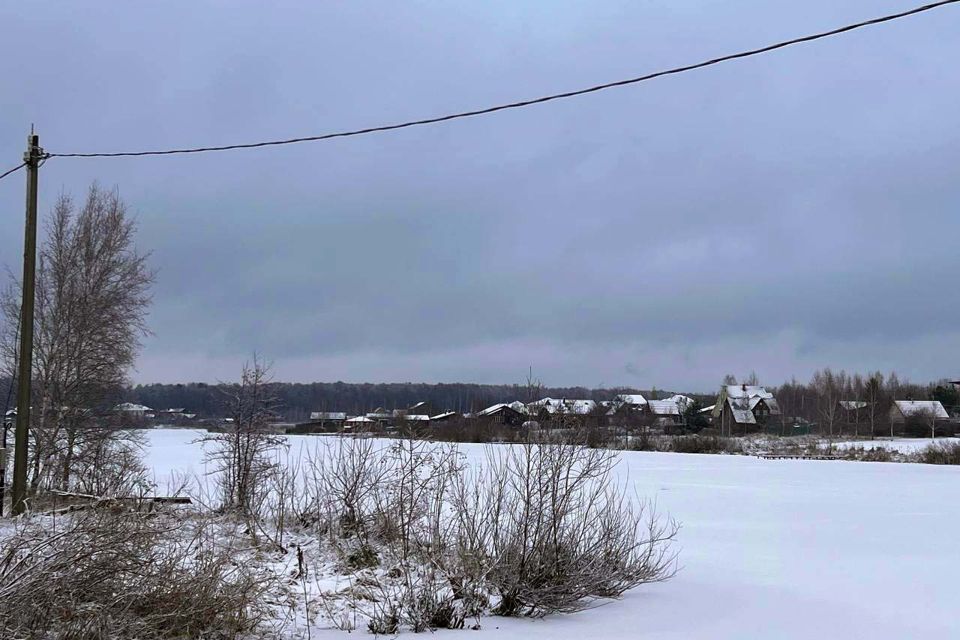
[1,1,958,391]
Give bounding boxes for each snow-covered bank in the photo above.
[833,436,960,453]
[142,430,960,639]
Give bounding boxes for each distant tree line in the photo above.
[4,369,956,431]
[771,369,959,437]
[119,381,648,421]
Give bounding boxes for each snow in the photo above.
[647,399,682,416]
[615,394,647,406]
[114,402,153,412]
[141,430,960,639]
[893,400,949,419]
[724,384,773,399]
[834,437,960,453]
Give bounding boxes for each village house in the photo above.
[407,401,435,416]
[365,407,393,427]
[114,402,153,418]
[888,400,948,424]
[477,403,526,426]
[836,400,868,426]
[308,411,347,429]
[713,384,782,435]
[345,415,376,431]
[614,394,647,409]
[646,395,694,427]
[159,407,197,421]
[527,398,598,422]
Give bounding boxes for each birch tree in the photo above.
[1,184,153,492]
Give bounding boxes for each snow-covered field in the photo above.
[833,437,960,454]
[143,430,960,639]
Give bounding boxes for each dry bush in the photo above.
[296,437,678,632]
[452,443,678,617]
[0,507,274,639]
[919,441,960,465]
[301,437,384,540]
[670,435,742,455]
[830,444,894,462]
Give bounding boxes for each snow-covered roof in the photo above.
[310,411,346,421]
[725,385,774,400]
[615,394,647,406]
[530,398,597,415]
[839,401,868,410]
[720,385,780,417]
[346,416,375,423]
[894,400,949,419]
[115,402,152,412]
[479,403,515,417]
[404,414,431,422]
[566,400,597,415]
[726,397,757,424]
[699,404,716,414]
[430,411,457,421]
[508,401,528,413]
[648,400,682,416]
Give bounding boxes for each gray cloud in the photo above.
[1,1,959,390]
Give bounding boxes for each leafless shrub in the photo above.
[70,428,151,497]
[670,435,742,455]
[919,441,960,465]
[301,436,383,540]
[294,437,677,631]
[202,356,286,524]
[0,507,274,639]
[459,443,678,617]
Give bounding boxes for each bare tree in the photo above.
[920,407,941,440]
[812,369,845,437]
[203,356,284,520]
[862,373,884,438]
[850,374,864,437]
[1,185,153,494]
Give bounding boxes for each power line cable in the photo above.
[35,0,960,159]
[0,162,26,182]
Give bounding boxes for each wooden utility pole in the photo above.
[11,131,42,515]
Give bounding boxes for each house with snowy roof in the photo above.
[526,397,605,427]
[647,395,695,426]
[712,384,781,434]
[429,411,458,423]
[308,411,347,429]
[889,400,948,424]
[614,394,647,408]
[527,398,597,416]
[114,402,154,418]
[477,403,525,426]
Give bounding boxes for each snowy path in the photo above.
[143,430,959,639]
